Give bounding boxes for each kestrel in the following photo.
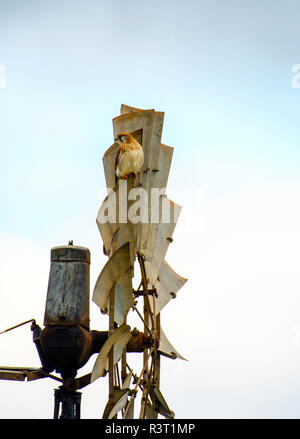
[114,132,144,182]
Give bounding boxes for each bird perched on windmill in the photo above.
[114,132,144,183]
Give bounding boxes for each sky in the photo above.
[1,0,300,419]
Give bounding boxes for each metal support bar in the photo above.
[108,286,116,400]
[137,253,155,330]
[133,288,158,298]
[0,319,36,335]
[53,386,82,419]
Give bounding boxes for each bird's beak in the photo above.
[114,138,117,142]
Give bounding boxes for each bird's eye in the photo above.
[119,135,127,143]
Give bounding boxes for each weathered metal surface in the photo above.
[123,399,134,419]
[156,143,173,188]
[96,195,114,255]
[150,386,175,419]
[0,318,36,335]
[117,105,164,172]
[0,367,54,382]
[93,105,188,419]
[150,260,187,315]
[102,388,129,419]
[120,104,144,115]
[73,372,92,390]
[54,386,82,419]
[145,401,157,419]
[119,105,172,186]
[113,274,134,325]
[104,372,132,419]
[91,324,132,383]
[143,198,176,265]
[92,242,133,316]
[113,105,171,258]
[144,200,182,286]
[114,178,137,259]
[122,371,132,389]
[110,227,136,266]
[0,371,25,381]
[0,367,33,381]
[158,327,187,361]
[126,331,153,352]
[44,245,90,329]
[39,324,94,379]
[97,179,137,264]
[26,370,47,381]
[113,110,155,174]
[149,112,165,172]
[102,142,118,189]
[136,144,174,257]
[112,327,133,367]
[50,246,90,263]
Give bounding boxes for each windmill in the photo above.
[0,105,187,419]
[92,104,187,419]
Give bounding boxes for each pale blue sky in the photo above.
[1,0,300,419]
[1,0,300,239]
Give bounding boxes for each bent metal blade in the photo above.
[144,199,182,285]
[91,324,132,383]
[150,260,187,315]
[158,326,187,361]
[92,242,133,315]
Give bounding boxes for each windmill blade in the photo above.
[121,371,133,389]
[123,398,135,419]
[120,104,147,115]
[113,107,170,258]
[144,200,182,285]
[150,260,187,315]
[103,371,133,419]
[145,401,157,419]
[136,143,174,257]
[111,327,133,367]
[92,242,133,315]
[112,274,134,325]
[102,143,118,189]
[158,326,187,361]
[110,225,136,266]
[91,324,132,383]
[147,111,165,172]
[103,388,130,419]
[156,143,174,189]
[97,178,137,261]
[150,386,175,419]
[122,372,135,419]
[102,107,172,259]
[96,195,114,255]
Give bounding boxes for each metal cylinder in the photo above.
[44,244,90,329]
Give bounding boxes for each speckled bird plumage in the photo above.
[115,132,144,181]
